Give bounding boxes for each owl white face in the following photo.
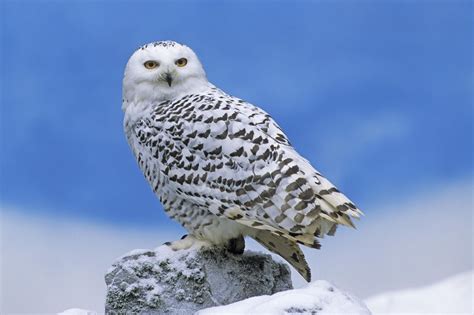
[123,41,208,106]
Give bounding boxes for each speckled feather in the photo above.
[123,41,363,281]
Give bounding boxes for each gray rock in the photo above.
[104,245,292,314]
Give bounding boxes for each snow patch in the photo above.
[365,270,473,314]
[57,309,97,315]
[197,280,371,315]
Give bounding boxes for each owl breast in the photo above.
[127,101,246,244]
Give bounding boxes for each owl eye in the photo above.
[175,58,188,67]
[144,60,159,69]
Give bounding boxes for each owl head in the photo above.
[123,41,209,107]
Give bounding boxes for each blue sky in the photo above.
[1,0,472,228]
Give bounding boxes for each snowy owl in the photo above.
[123,41,363,281]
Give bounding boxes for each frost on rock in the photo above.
[197,280,371,315]
[104,245,292,314]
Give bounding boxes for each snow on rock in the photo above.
[105,245,292,314]
[197,280,371,315]
[365,270,473,314]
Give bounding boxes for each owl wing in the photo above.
[133,90,362,247]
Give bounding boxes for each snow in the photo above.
[62,271,474,314]
[105,245,292,314]
[196,280,371,315]
[365,270,473,314]
[57,309,97,315]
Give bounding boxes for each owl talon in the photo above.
[227,235,245,254]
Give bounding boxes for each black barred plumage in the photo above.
[123,41,363,282]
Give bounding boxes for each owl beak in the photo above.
[164,72,173,87]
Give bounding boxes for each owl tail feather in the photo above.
[253,230,311,282]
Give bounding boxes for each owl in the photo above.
[122,41,363,281]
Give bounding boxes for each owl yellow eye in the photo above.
[144,60,159,69]
[175,58,188,67]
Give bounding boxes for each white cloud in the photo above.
[1,179,472,313]
[0,209,176,314]
[289,178,473,298]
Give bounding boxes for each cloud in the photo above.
[0,209,176,314]
[1,179,472,313]
[288,178,473,298]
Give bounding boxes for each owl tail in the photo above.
[253,230,311,282]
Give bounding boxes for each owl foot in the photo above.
[164,235,210,251]
[226,235,245,254]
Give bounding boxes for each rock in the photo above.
[197,280,372,315]
[104,245,292,314]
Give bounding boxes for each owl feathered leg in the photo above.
[252,230,311,282]
[165,234,211,251]
[163,233,245,256]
